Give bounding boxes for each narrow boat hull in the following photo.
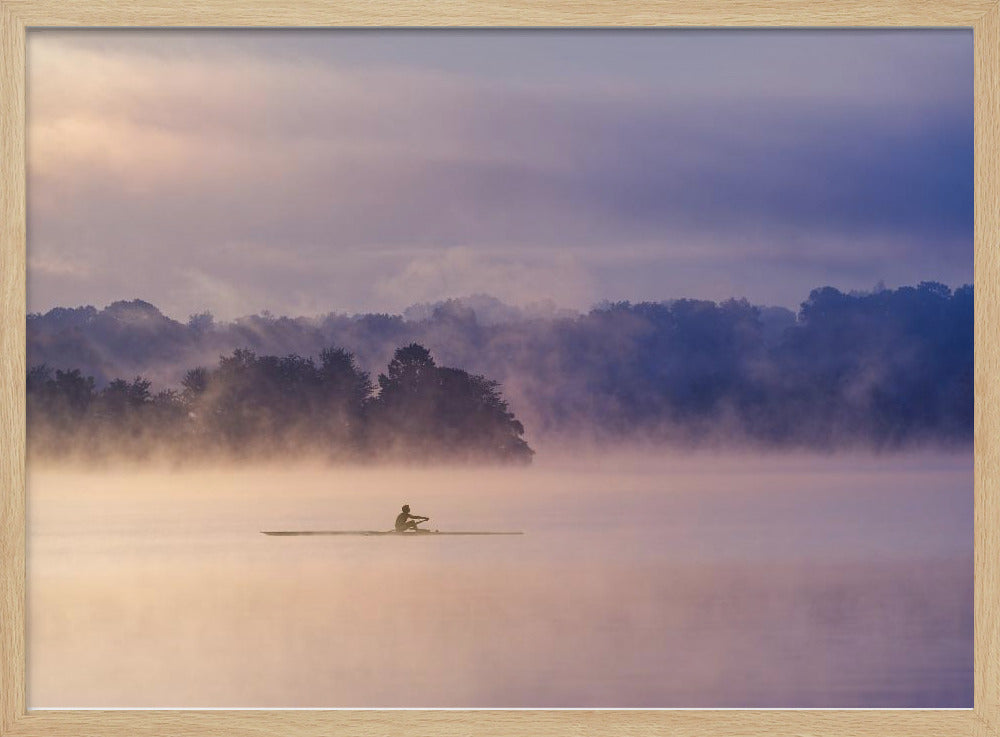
[261,530,523,536]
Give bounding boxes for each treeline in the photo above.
[27,281,974,450]
[27,344,534,464]
[553,283,973,447]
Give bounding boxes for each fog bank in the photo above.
[28,282,973,453]
[28,451,972,707]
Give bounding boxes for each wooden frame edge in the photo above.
[0,0,997,28]
[974,1,1000,736]
[1,1,997,735]
[0,0,27,734]
[0,709,993,737]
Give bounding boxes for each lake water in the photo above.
[27,451,973,707]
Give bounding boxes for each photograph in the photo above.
[24,28,973,708]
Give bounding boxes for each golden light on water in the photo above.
[28,451,972,707]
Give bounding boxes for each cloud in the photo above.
[26,30,972,319]
[372,246,597,310]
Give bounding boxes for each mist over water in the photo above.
[28,451,972,708]
[25,28,974,709]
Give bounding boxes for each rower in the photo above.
[395,504,429,532]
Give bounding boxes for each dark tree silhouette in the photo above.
[371,344,533,463]
[28,343,531,463]
[26,282,973,457]
[26,366,96,457]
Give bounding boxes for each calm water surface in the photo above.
[27,451,972,707]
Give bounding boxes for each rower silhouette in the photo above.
[395,504,429,532]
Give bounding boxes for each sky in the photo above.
[26,30,973,321]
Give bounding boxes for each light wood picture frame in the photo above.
[1,1,997,735]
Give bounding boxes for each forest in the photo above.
[27,281,973,460]
[28,344,533,463]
